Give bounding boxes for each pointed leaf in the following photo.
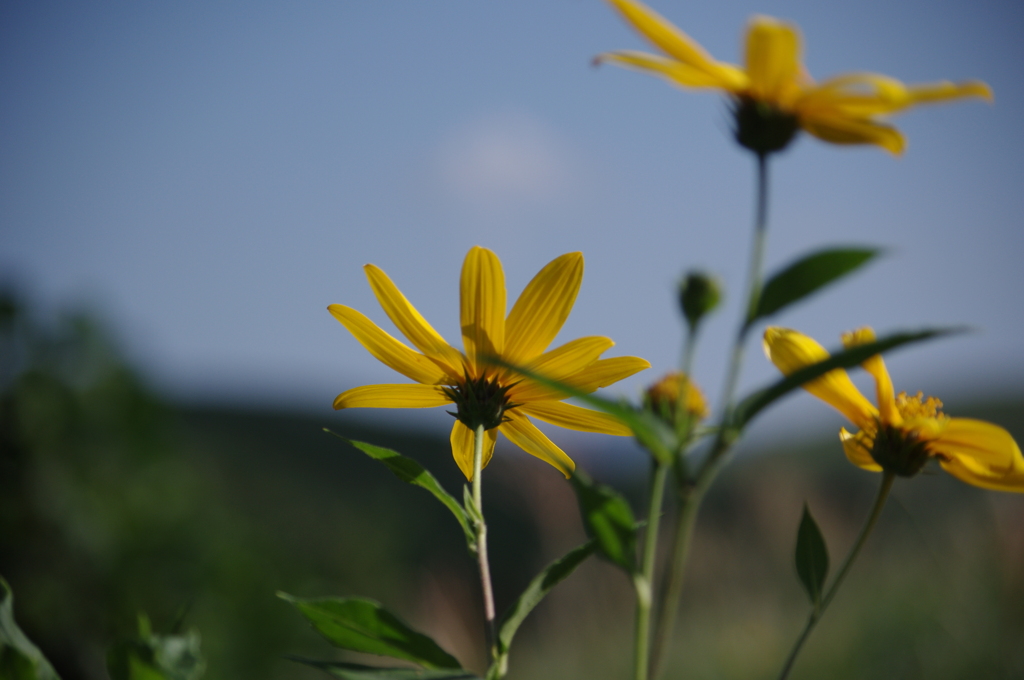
[751,247,880,323]
[0,577,61,680]
[795,505,830,606]
[495,540,596,657]
[287,657,480,680]
[326,431,476,553]
[570,472,637,573]
[278,594,461,670]
[733,328,961,428]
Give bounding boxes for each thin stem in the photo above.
[776,472,896,680]
[472,424,497,661]
[649,477,700,678]
[649,152,772,680]
[673,327,699,448]
[722,152,770,410]
[634,461,670,680]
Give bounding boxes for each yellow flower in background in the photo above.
[598,0,992,154]
[330,247,651,480]
[763,327,1024,492]
[644,372,709,422]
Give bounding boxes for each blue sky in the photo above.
[3,0,1023,443]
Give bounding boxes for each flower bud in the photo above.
[644,372,709,424]
[679,271,721,331]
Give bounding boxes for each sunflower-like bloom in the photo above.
[330,247,651,480]
[763,327,1024,492]
[598,0,992,155]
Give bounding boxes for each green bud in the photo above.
[679,271,721,331]
[733,96,800,156]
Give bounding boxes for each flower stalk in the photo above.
[472,424,497,662]
[776,471,896,680]
[634,460,670,680]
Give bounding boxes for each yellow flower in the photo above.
[598,0,992,154]
[644,372,709,422]
[329,247,651,480]
[763,327,1024,492]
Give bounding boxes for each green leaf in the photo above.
[486,358,673,464]
[733,328,960,428]
[326,431,476,553]
[106,614,205,680]
[278,594,461,670]
[287,657,480,680]
[751,247,880,323]
[495,540,596,658]
[0,577,61,680]
[570,472,637,573]
[795,504,830,607]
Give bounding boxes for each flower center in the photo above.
[868,424,932,477]
[866,392,948,477]
[443,372,518,431]
[732,96,800,155]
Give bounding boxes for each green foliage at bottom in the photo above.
[0,577,60,680]
[279,594,462,670]
[106,614,205,680]
[289,657,480,680]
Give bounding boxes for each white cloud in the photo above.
[436,110,575,209]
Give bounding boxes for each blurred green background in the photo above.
[2,291,1022,680]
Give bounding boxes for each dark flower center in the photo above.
[732,96,800,156]
[868,423,933,477]
[444,372,518,431]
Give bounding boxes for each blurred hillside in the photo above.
[2,294,1022,680]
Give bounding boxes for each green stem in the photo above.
[634,461,670,680]
[472,424,497,662]
[776,472,895,680]
[673,327,698,449]
[724,151,770,406]
[649,152,772,680]
[649,478,700,679]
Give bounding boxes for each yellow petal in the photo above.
[841,327,899,426]
[511,352,647,403]
[500,411,575,478]
[520,400,633,436]
[799,113,906,154]
[744,16,802,102]
[606,0,719,73]
[364,264,464,375]
[840,428,883,472]
[571,356,652,393]
[939,456,1024,493]
[504,252,583,364]
[901,80,993,110]
[333,384,451,410]
[460,246,506,374]
[763,327,877,429]
[509,336,614,402]
[450,420,497,481]
[596,51,748,91]
[930,418,1022,474]
[328,305,450,386]
[798,73,909,117]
